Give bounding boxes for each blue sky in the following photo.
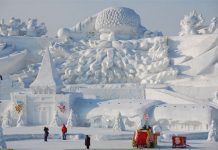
[0,0,217,36]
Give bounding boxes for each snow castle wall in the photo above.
[66,84,146,99]
[10,91,83,126]
[154,104,212,131]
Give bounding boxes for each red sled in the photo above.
[172,136,187,148]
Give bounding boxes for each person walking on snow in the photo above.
[61,124,67,140]
[85,135,91,149]
[43,126,49,142]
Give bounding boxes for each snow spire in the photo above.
[16,111,25,127]
[2,110,12,128]
[66,109,77,127]
[0,121,7,149]
[30,48,63,94]
[50,111,62,127]
[113,112,126,131]
[207,120,218,142]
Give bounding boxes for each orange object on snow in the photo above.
[172,136,187,148]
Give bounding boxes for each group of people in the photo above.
[43,124,91,149]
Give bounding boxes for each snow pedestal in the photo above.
[113,112,126,131]
[207,120,218,142]
[0,122,7,148]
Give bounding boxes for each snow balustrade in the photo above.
[153,104,215,132]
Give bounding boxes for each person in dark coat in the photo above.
[85,135,90,149]
[44,126,49,142]
[0,74,2,80]
[61,124,67,140]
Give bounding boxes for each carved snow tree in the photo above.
[207,120,218,142]
[113,112,126,131]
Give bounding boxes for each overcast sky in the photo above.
[0,0,217,36]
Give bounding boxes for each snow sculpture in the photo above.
[26,18,47,37]
[2,110,12,128]
[213,91,218,103]
[113,112,126,131]
[67,109,77,127]
[0,121,7,149]
[50,111,62,127]
[57,7,162,41]
[95,7,146,40]
[30,49,63,94]
[0,17,47,36]
[207,120,218,142]
[16,111,25,127]
[0,19,8,36]
[7,17,26,36]
[153,124,162,133]
[179,10,217,36]
[60,36,177,84]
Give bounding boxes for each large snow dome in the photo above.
[95,7,141,34]
[57,7,154,41]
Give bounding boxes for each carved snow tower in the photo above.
[10,49,82,126]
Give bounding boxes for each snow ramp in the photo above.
[146,88,202,104]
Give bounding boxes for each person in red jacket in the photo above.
[61,124,67,140]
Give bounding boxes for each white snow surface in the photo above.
[2,126,218,150]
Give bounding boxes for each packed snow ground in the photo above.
[3,126,218,150]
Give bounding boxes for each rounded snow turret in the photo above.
[95,7,145,40]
